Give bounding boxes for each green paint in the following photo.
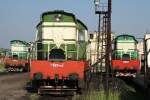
[113,51,139,60]
[43,44,48,51]
[60,44,65,50]
[41,25,76,28]
[50,44,56,50]
[67,44,76,51]
[78,42,87,60]
[77,21,86,30]
[10,40,29,46]
[115,35,138,43]
[37,43,42,50]
[117,41,135,43]
[43,14,75,22]
[0,63,5,72]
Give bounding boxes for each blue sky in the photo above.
[0,0,150,48]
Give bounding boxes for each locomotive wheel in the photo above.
[24,63,29,72]
[26,80,38,92]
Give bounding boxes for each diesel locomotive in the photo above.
[112,34,141,77]
[28,10,90,95]
[4,40,29,72]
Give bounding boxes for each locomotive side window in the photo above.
[78,30,85,41]
[49,49,65,60]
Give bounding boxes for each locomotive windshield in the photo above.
[122,54,130,60]
[49,49,65,61]
[12,55,18,59]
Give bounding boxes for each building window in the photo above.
[90,34,93,39]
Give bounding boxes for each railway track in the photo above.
[0,71,27,76]
[118,77,145,100]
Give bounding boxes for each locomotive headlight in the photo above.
[55,14,62,22]
[33,72,43,80]
[68,73,79,80]
[67,53,73,60]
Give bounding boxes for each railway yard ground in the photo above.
[0,72,147,100]
[0,72,72,100]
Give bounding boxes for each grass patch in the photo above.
[72,77,144,100]
[73,89,120,100]
[0,62,5,72]
[29,93,40,100]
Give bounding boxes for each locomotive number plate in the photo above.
[123,61,129,63]
[50,63,64,68]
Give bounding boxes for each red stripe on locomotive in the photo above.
[112,60,141,71]
[30,60,88,80]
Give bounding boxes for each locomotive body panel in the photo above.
[112,60,141,71]
[30,60,87,80]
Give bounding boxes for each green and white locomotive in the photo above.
[29,10,90,95]
[112,34,141,77]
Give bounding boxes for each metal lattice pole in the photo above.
[105,0,112,100]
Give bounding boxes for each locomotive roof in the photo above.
[41,10,76,20]
[115,34,138,43]
[10,40,29,45]
[77,19,88,30]
[36,10,88,30]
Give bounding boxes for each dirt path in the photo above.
[0,73,29,100]
[0,73,72,100]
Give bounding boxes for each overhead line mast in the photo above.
[94,0,112,100]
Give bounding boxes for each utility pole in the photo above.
[94,0,112,100]
[105,0,112,100]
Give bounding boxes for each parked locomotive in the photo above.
[112,34,141,77]
[4,40,29,72]
[28,10,90,95]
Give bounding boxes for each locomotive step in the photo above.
[38,85,77,95]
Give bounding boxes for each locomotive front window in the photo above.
[49,49,65,60]
[122,54,130,60]
[12,55,18,59]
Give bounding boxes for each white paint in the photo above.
[144,34,150,52]
[42,27,76,40]
[147,52,150,68]
[146,39,150,52]
[137,41,144,55]
[117,42,136,52]
[41,27,76,47]
[50,63,64,68]
[11,45,29,52]
[42,22,76,27]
